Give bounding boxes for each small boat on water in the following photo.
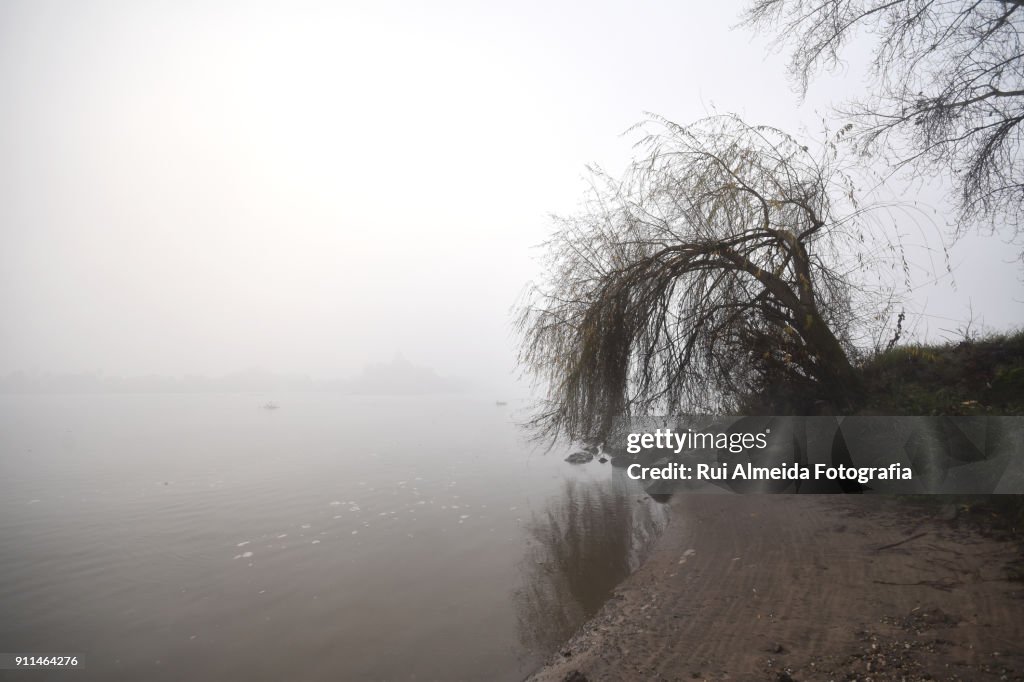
[495,401,508,406]
[261,402,280,410]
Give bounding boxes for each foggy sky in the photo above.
[1,0,1020,391]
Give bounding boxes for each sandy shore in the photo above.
[528,495,1024,681]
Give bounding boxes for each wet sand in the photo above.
[528,495,1024,681]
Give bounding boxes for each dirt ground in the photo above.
[527,495,1024,681]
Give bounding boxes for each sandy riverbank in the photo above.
[528,495,1024,681]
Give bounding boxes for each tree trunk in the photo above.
[800,308,863,409]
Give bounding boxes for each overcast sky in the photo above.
[1,0,1020,390]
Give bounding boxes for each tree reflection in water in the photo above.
[514,473,669,656]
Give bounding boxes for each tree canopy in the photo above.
[743,0,1024,256]
[517,115,898,440]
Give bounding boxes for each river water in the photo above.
[0,393,666,681]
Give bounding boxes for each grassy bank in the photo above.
[856,332,1024,536]
[734,330,1024,537]
[859,330,1024,416]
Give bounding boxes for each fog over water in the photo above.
[1,3,1021,680]
[1,1,1019,390]
[0,393,668,680]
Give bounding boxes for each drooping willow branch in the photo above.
[743,0,1024,258]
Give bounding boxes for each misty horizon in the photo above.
[1,1,1019,401]
[0,353,490,395]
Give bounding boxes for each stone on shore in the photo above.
[564,451,594,464]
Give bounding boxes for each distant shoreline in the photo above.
[0,355,470,395]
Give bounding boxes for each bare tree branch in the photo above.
[743,0,1024,256]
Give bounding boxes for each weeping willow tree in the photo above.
[517,114,900,441]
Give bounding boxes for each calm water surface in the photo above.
[0,394,666,681]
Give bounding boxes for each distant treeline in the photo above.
[0,357,466,395]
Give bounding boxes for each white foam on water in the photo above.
[241,551,253,558]
[311,540,321,544]
[237,541,250,547]
[329,501,341,506]
[301,524,311,529]
[459,515,470,520]
[277,534,288,538]
[333,515,342,519]
[351,530,358,535]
